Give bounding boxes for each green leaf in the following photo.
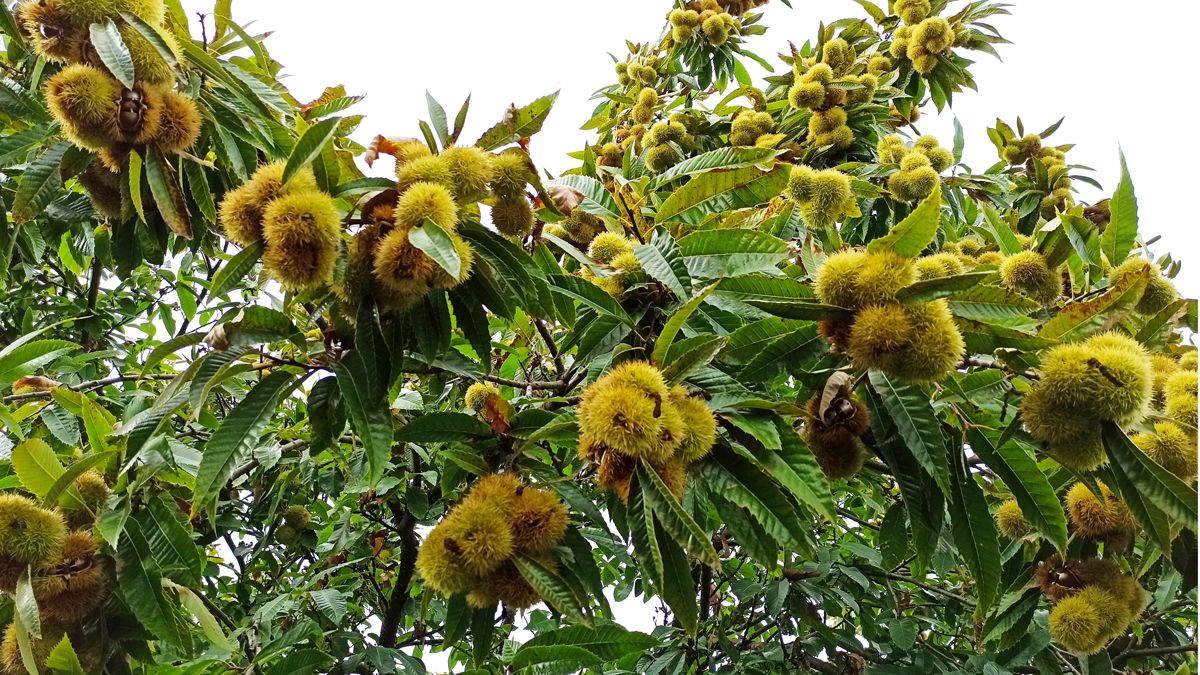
[515,625,657,666]
[426,91,450,146]
[513,553,592,626]
[703,447,809,550]
[333,304,393,486]
[1100,149,1137,267]
[0,338,77,384]
[946,285,1039,321]
[978,203,1022,255]
[869,371,951,494]
[967,427,1068,553]
[409,218,461,279]
[879,503,909,569]
[12,141,70,223]
[45,634,87,675]
[661,334,726,384]
[652,282,718,365]
[89,20,136,88]
[396,412,491,442]
[41,451,115,511]
[946,446,1002,614]
[14,566,40,639]
[677,229,789,278]
[1038,264,1148,341]
[633,227,691,301]
[170,581,235,653]
[182,158,216,223]
[637,461,720,568]
[207,306,299,350]
[656,516,700,637]
[119,11,181,68]
[263,649,336,675]
[739,323,825,382]
[282,118,340,187]
[143,493,203,586]
[1102,422,1198,531]
[547,274,634,326]
[653,146,781,185]
[128,149,146,221]
[957,318,1057,353]
[208,241,264,299]
[118,518,189,649]
[140,332,204,374]
[145,147,193,239]
[10,438,65,498]
[192,371,297,518]
[656,164,790,225]
[1079,649,1113,675]
[475,91,559,150]
[765,418,836,521]
[868,189,942,257]
[896,272,992,304]
[547,174,621,220]
[510,646,602,674]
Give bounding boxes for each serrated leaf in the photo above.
[897,271,992,304]
[119,11,180,67]
[89,20,136,88]
[118,518,189,649]
[264,649,336,675]
[703,447,808,550]
[334,303,392,485]
[547,174,620,220]
[1100,149,1137,267]
[661,335,726,384]
[12,141,70,223]
[656,164,790,225]
[516,625,658,665]
[0,338,77,385]
[10,438,66,498]
[652,282,718,365]
[208,241,264,298]
[192,372,297,518]
[946,285,1039,320]
[1102,422,1197,531]
[41,450,115,511]
[677,229,789,278]
[475,91,559,150]
[1038,264,1148,341]
[633,227,690,301]
[967,426,1068,553]
[282,118,340,186]
[396,412,491,442]
[547,274,634,325]
[868,189,942,257]
[653,146,781,185]
[739,323,824,382]
[145,147,192,239]
[947,446,1002,613]
[870,371,951,494]
[513,553,591,626]
[45,634,87,675]
[637,461,720,568]
[408,219,460,280]
[169,580,235,652]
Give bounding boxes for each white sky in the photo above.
[183,0,1200,300]
[176,0,1200,669]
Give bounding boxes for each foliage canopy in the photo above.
[0,0,1196,673]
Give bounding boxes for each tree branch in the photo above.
[1112,643,1197,666]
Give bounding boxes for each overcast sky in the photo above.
[182,0,1200,300]
[178,0,1199,667]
